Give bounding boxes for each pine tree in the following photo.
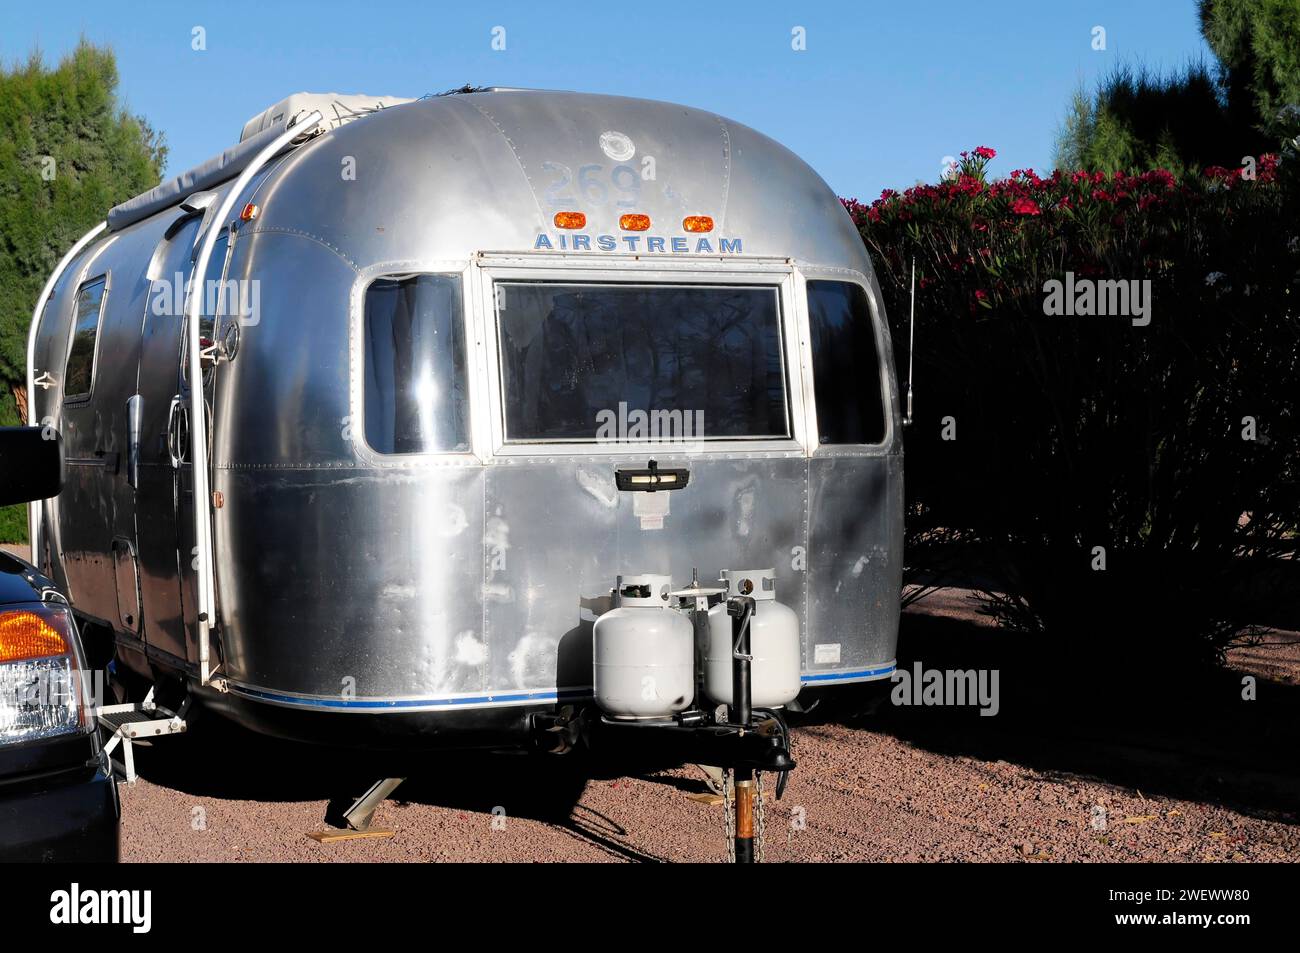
[1055,1,1298,172]
[1200,0,1300,137]
[0,40,165,541]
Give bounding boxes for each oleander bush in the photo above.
[848,146,1300,672]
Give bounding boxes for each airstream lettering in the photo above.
[533,232,742,253]
[25,89,902,761]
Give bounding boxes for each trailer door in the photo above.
[134,216,228,667]
[57,273,120,623]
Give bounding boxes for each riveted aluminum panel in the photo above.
[806,453,903,677]
[481,456,811,695]
[214,465,486,699]
[249,91,872,275]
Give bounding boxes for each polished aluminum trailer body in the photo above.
[27,90,902,745]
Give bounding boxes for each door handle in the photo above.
[166,395,187,469]
[126,394,143,488]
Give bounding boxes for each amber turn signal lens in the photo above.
[619,214,651,231]
[683,215,714,233]
[240,203,260,222]
[554,211,586,229]
[0,609,70,663]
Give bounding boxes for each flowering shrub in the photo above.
[847,148,1300,671]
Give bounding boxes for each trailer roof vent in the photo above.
[239,92,415,142]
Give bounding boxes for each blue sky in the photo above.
[2,0,1211,200]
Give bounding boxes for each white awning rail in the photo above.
[184,110,324,685]
[25,220,109,563]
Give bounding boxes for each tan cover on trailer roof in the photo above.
[239,92,414,142]
[106,92,414,232]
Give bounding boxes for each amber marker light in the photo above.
[554,211,586,229]
[0,609,70,663]
[240,202,260,222]
[619,214,651,231]
[683,215,714,233]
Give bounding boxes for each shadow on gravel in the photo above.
[120,591,1300,852]
[797,601,1300,823]
[124,714,684,861]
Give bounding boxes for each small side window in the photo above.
[200,230,231,347]
[64,276,108,402]
[807,280,888,445]
[363,274,470,454]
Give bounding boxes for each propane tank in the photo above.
[593,574,695,720]
[705,569,801,708]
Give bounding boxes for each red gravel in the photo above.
[117,717,1298,863]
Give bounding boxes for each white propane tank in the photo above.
[705,569,801,708]
[593,574,695,720]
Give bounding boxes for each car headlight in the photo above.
[0,603,88,746]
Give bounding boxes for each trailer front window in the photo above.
[364,274,470,454]
[495,282,790,443]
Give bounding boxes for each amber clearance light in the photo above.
[619,214,651,231]
[0,609,71,664]
[554,211,586,229]
[683,215,714,233]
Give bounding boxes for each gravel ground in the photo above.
[113,589,1300,863]
[116,717,1298,863]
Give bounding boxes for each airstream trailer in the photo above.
[25,89,903,756]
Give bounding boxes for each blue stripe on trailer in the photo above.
[231,665,897,710]
[800,663,896,683]
[229,685,594,710]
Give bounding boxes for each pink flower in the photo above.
[1010,197,1041,216]
[974,146,997,159]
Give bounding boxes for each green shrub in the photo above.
[0,42,164,544]
[0,387,26,543]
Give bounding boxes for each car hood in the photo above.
[0,550,58,606]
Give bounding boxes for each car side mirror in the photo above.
[0,427,65,506]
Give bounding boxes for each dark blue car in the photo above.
[0,426,119,862]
